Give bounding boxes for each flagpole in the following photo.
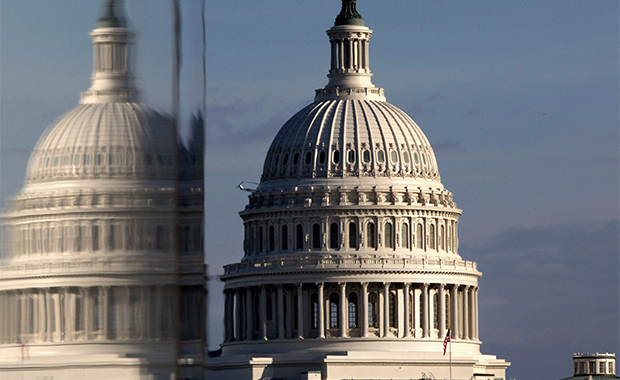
[449,337,452,380]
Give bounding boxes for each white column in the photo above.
[339,282,347,337]
[317,283,325,339]
[245,287,254,341]
[382,282,390,338]
[474,286,479,340]
[450,284,458,339]
[260,285,267,340]
[463,286,470,340]
[364,40,370,70]
[404,283,411,338]
[422,283,429,338]
[361,282,368,338]
[296,284,304,339]
[468,286,475,340]
[438,284,446,339]
[277,284,285,339]
[63,287,72,341]
[83,288,91,340]
[235,288,243,341]
[53,290,62,341]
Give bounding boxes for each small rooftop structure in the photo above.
[560,352,618,380]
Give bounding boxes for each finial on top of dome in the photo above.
[335,0,364,26]
[98,0,126,28]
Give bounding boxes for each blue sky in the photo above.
[1,1,618,379]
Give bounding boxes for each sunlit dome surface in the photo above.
[261,99,440,185]
[25,103,175,184]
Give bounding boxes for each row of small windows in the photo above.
[268,148,430,170]
[5,222,202,257]
[37,152,175,170]
[244,218,457,255]
[575,361,615,375]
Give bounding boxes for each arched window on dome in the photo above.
[384,222,393,249]
[429,224,436,251]
[251,226,256,254]
[366,222,376,249]
[376,150,385,164]
[311,293,319,329]
[348,292,358,328]
[296,224,303,250]
[293,152,300,166]
[329,222,339,249]
[268,226,275,252]
[282,153,289,167]
[281,224,288,250]
[439,225,445,251]
[347,150,356,164]
[305,151,313,165]
[332,150,340,164]
[368,291,378,328]
[92,225,100,251]
[329,293,339,329]
[258,226,264,252]
[312,223,321,249]
[362,150,371,164]
[401,223,410,249]
[319,150,326,165]
[416,223,423,250]
[349,222,357,249]
[389,291,397,328]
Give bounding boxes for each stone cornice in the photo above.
[222,255,479,279]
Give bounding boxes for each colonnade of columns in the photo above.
[0,285,199,345]
[329,34,370,73]
[223,281,479,343]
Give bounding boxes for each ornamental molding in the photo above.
[223,255,479,278]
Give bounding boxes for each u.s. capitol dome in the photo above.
[208,1,509,380]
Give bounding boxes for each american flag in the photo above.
[443,328,451,355]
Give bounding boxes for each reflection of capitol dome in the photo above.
[207,1,509,379]
[25,103,175,184]
[0,1,206,379]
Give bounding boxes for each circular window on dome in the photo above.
[403,151,410,165]
[363,150,371,164]
[347,150,356,164]
[377,150,385,164]
[293,152,300,166]
[390,150,399,164]
[319,151,326,164]
[282,154,289,166]
[413,152,419,165]
[305,151,312,165]
[333,150,340,164]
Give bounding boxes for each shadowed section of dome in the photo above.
[25,103,176,184]
[260,99,440,185]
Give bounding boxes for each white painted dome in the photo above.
[261,99,440,185]
[25,102,175,184]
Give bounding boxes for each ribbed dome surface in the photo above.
[26,103,175,184]
[261,99,440,184]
